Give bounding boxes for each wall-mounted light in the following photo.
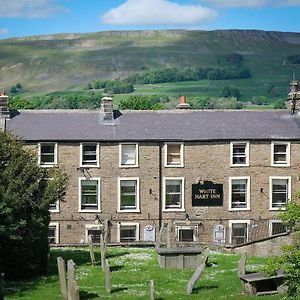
[94,214,102,225]
[260,187,263,193]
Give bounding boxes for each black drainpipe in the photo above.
[158,142,163,229]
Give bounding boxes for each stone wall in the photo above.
[24,140,300,245]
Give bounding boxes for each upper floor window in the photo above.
[269,176,291,210]
[230,141,249,166]
[164,143,184,167]
[80,143,99,167]
[49,200,59,213]
[119,143,138,167]
[39,143,57,166]
[118,178,140,212]
[271,142,290,167]
[229,177,250,210]
[79,178,101,212]
[163,177,185,211]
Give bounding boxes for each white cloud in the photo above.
[206,0,300,8]
[0,28,9,35]
[102,0,217,26]
[0,0,68,18]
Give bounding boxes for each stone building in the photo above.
[1,87,300,247]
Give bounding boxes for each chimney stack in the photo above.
[286,80,300,113]
[101,96,114,121]
[0,91,9,131]
[176,96,190,110]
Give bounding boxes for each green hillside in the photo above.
[1,29,300,102]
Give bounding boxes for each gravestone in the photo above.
[186,263,206,294]
[238,253,247,277]
[150,280,155,300]
[88,234,96,266]
[57,257,68,300]
[104,259,111,293]
[67,260,80,300]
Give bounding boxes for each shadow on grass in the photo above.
[192,285,218,294]
[80,290,99,299]
[106,251,130,259]
[110,265,123,272]
[112,287,128,293]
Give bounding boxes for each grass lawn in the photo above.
[4,247,284,300]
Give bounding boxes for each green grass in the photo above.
[4,247,284,300]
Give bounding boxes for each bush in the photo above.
[0,132,68,279]
[119,95,164,110]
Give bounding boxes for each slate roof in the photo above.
[6,109,300,142]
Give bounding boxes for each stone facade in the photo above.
[25,139,300,246]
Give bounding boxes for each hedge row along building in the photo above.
[1,81,300,247]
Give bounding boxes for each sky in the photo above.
[0,0,300,39]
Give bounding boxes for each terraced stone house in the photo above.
[1,81,300,247]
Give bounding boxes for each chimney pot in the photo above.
[176,95,190,109]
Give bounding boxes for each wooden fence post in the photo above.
[88,234,96,266]
[57,257,68,300]
[104,259,111,294]
[150,279,155,300]
[100,233,106,270]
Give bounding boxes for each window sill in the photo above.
[229,208,250,211]
[79,165,100,168]
[49,210,60,213]
[269,207,286,211]
[119,165,139,168]
[271,164,290,167]
[117,209,140,213]
[164,164,184,168]
[78,209,101,213]
[230,164,249,167]
[163,208,185,212]
[39,164,58,168]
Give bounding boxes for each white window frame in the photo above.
[229,177,251,211]
[78,177,101,212]
[80,143,100,167]
[49,222,59,244]
[176,225,198,242]
[269,220,287,236]
[85,224,103,243]
[229,220,250,244]
[117,222,140,242]
[230,141,249,167]
[164,142,184,167]
[49,200,59,213]
[269,176,291,210]
[119,143,139,167]
[162,177,185,212]
[117,177,140,212]
[38,142,58,167]
[271,142,290,167]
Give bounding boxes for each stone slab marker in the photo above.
[186,263,206,295]
[88,234,96,266]
[150,280,155,300]
[57,257,68,300]
[104,259,111,293]
[238,253,247,277]
[100,233,106,270]
[67,260,80,300]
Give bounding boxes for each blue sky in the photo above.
[1,0,300,39]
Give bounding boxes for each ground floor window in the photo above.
[229,220,250,245]
[85,225,103,243]
[269,220,287,236]
[176,225,198,242]
[118,222,139,242]
[48,222,59,244]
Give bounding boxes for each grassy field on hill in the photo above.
[0,29,299,105]
[4,247,284,300]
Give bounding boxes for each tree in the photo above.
[220,86,241,100]
[16,83,22,90]
[0,132,68,279]
[10,86,17,94]
[263,202,300,299]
